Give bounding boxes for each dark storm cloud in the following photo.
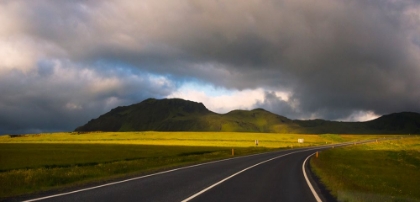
[253,91,300,119]
[1,0,420,133]
[0,60,176,134]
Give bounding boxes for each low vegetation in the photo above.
[311,136,420,201]
[0,132,394,199]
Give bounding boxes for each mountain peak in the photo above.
[137,98,208,113]
[252,108,268,112]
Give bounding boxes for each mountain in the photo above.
[75,98,420,134]
[75,98,216,132]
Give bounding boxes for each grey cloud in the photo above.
[1,0,420,134]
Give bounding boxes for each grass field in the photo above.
[0,131,389,147]
[0,132,395,199]
[310,136,420,201]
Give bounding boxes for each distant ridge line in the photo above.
[75,98,420,134]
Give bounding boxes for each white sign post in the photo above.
[298,139,304,143]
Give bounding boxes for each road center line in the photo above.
[181,147,323,202]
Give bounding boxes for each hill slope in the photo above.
[75,98,420,134]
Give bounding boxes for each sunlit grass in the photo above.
[311,136,420,201]
[0,131,392,148]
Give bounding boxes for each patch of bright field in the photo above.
[0,132,390,147]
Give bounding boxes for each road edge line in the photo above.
[302,153,322,202]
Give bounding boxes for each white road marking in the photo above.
[302,153,322,202]
[181,153,291,202]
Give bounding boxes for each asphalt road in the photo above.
[187,150,319,202]
[19,144,351,202]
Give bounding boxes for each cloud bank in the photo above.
[1,0,420,134]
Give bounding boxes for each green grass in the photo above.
[0,144,229,171]
[0,132,392,199]
[310,136,420,201]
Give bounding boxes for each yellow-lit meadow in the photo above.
[0,131,391,147]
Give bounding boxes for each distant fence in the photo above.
[75,131,103,134]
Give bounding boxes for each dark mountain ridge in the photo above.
[75,98,420,134]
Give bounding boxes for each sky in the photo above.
[1,0,420,134]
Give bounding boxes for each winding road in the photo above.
[18,143,361,202]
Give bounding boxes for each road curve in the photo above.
[17,144,354,202]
